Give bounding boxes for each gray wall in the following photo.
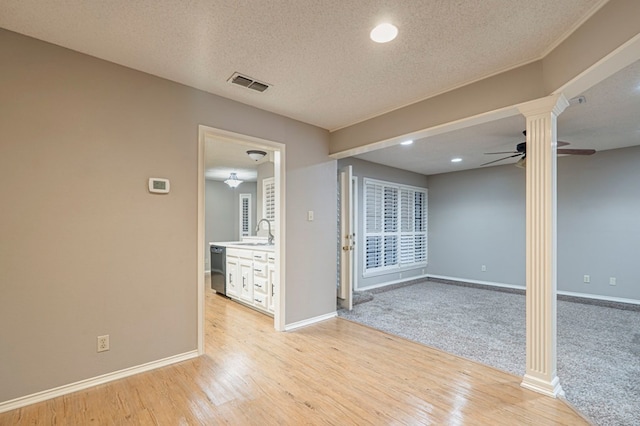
[427,164,526,286]
[0,28,336,403]
[428,145,640,301]
[557,145,640,300]
[204,180,257,270]
[337,157,429,290]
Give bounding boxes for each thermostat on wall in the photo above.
[148,178,170,194]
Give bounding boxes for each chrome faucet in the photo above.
[256,218,274,245]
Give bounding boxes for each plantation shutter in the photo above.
[239,194,252,238]
[365,181,384,269]
[364,178,427,275]
[263,177,276,224]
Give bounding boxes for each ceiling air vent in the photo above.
[228,72,270,93]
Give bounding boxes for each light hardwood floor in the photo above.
[1,289,588,425]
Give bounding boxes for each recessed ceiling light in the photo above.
[400,140,413,146]
[370,23,398,43]
[451,158,462,163]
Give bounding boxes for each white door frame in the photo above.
[197,125,286,355]
[338,165,354,310]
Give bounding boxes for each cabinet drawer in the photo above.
[253,251,267,262]
[226,248,242,257]
[254,277,268,294]
[253,261,268,277]
[227,248,253,259]
[253,292,268,309]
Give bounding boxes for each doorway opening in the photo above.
[197,125,286,354]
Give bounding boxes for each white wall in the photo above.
[427,145,640,302]
[337,157,429,290]
[0,28,336,404]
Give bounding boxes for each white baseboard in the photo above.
[428,274,640,305]
[427,274,525,291]
[357,273,430,292]
[0,350,199,414]
[557,290,640,306]
[284,312,337,331]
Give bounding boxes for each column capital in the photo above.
[517,94,569,118]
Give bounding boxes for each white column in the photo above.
[518,94,569,398]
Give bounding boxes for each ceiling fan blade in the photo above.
[557,148,596,155]
[484,151,518,155]
[480,153,522,166]
[557,141,570,147]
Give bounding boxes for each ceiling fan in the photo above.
[481,131,596,167]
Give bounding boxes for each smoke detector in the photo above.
[228,72,270,92]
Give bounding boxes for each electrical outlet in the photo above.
[97,335,110,352]
[609,277,616,286]
[583,275,590,283]
[481,265,486,272]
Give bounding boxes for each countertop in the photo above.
[210,241,275,252]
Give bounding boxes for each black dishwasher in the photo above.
[210,245,226,295]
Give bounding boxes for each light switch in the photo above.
[307,210,314,221]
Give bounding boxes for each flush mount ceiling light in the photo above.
[400,140,413,146]
[246,150,267,161]
[224,172,243,188]
[370,23,398,43]
[451,157,462,163]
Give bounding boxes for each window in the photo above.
[239,194,252,238]
[262,177,275,224]
[364,178,427,274]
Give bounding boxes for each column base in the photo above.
[521,374,564,398]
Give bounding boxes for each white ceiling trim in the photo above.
[553,32,640,99]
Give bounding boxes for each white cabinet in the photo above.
[239,258,253,303]
[225,255,239,297]
[222,246,276,316]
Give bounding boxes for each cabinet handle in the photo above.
[242,276,246,289]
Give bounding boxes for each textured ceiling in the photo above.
[0,0,607,131]
[355,59,640,175]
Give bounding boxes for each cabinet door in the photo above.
[239,258,254,302]
[268,264,276,313]
[226,256,239,297]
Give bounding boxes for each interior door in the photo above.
[338,165,354,310]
